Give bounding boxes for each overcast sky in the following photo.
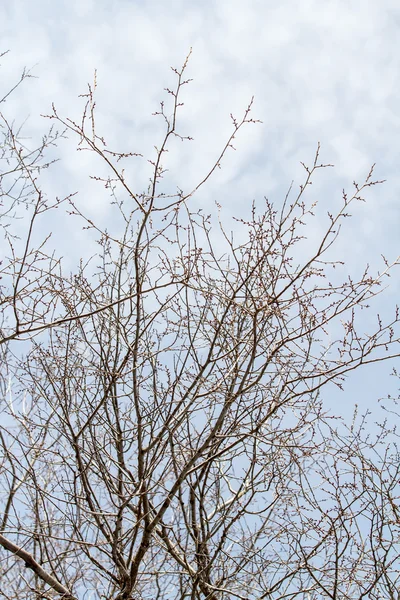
[1,0,400,416]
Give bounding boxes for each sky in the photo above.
[1,0,400,417]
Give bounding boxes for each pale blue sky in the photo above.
[1,0,400,417]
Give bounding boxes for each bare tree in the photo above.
[1,51,400,600]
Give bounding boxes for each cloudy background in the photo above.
[1,0,400,415]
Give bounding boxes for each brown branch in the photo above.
[0,533,77,599]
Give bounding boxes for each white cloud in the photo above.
[1,0,399,411]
